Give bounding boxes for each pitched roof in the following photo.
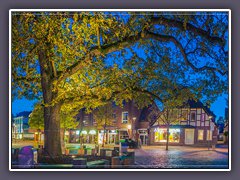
[182,99,216,119]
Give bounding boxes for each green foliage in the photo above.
[93,102,115,129]
[29,103,78,130]
[12,12,228,108]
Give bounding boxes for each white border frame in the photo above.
[9,9,231,172]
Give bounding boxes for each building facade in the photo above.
[66,100,159,146]
[149,100,218,147]
[13,114,30,139]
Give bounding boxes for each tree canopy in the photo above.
[11,11,229,155]
[12,11,228,108]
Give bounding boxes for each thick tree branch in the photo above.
[147,31,227,76]
[58,23,227,83]
[150,16,225,46]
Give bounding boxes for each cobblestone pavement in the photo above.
[133,145,229,169]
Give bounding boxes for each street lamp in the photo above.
[127,124,132,140]
[208,116,213,150]
[132,117,136,140]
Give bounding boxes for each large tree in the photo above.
[12,11,229,156]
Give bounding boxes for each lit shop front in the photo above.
[154,128,180,143]
[68,129,97,143]
[98,130,119,145]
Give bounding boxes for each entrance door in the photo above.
[108,134,116,144]
[185,129,195,145]
[140,135,148,145]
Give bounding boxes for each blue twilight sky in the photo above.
[11,12,229,121]
[12,94,228,120]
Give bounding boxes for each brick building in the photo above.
[65,99,218,147]
[67,100,159,146]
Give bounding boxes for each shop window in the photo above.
[122,112,128,124]
[154,128,180,143]
[198,130,204,140]
[206,130,212,141]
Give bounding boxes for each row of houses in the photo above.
[12,99,225,147]
[67,100,218,147]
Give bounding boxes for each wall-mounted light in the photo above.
[127,124,132,130]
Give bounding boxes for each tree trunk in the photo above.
[44,104,62,156]
[39,50,62,157]
[166,126,169,151]
[102,128,105,148]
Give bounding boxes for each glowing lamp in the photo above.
[81,130,87,135]
[89,130,96,135]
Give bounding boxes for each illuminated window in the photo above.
[198,130,204,140]
[206,130,212,141]
[122,112,128,124]
[154,128,180,143]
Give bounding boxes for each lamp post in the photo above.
[127,124,132,139]
[208,116,213,150]
[132,117,136,140]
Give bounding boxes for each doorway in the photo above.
[140,134,148,145]
[185,129,195,145]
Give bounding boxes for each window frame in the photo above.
[122,111,128,124]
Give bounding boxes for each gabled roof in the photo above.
[182,99,216,119]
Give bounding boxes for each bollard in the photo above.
[111,156,121,168]
[72,158,87,168]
